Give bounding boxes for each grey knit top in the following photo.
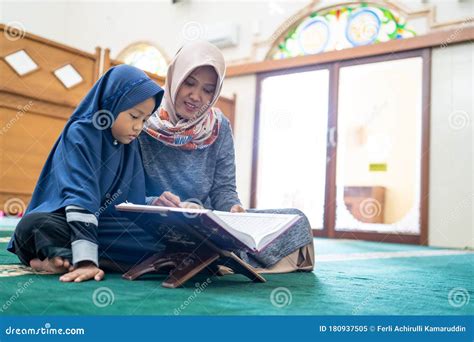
[138,113,242,211]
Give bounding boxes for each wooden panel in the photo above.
[0,24,100,108]
[0,92,74,120]
[0,25,101,214]
[215,94,236,131]
[0,98,67,207]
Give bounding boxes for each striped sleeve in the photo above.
[65,205,99,266]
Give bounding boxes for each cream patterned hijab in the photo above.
[145,40,226,150]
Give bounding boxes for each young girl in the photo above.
[8,65,164,282]
[139,41,314,273]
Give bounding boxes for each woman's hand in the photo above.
[59,261,104,282]
[230,204,246,213]
[151,191,181,207]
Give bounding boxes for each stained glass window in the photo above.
[269,3,416,59]
[117,42,168,77]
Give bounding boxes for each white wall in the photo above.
[429,42,473,249]
[221,75,257,208]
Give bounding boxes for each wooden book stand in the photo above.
[122,221,266,288]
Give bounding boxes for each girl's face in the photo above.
[111,97,155,144]
[175,66,218,120]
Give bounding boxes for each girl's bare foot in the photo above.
[29,257,71,274]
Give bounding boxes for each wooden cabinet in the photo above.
[343,186,385,223]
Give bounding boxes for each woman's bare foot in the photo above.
[29,257,71,274]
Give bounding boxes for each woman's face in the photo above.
[175,66,217,120]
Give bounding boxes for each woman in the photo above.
[139,41,314,273]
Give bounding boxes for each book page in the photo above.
[212,211,299,247]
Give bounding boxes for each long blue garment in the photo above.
[8,65,164,252]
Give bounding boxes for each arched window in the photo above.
[117,42,169,77]
[268,2,416,60]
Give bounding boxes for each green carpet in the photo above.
[0,229,472,316]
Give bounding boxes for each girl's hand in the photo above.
[59,261,105,282]
[151,191,181,207]
[230,204,246,213]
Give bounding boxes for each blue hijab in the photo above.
[8,65,163,251]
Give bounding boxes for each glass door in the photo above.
[253,67,330,230]
[334,52,427,240]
